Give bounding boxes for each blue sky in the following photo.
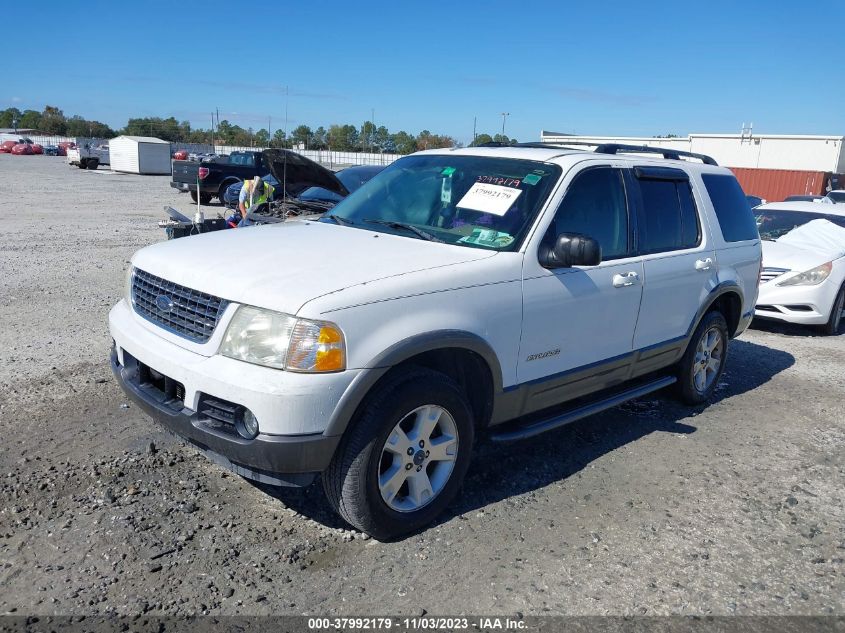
[4,0,843,144]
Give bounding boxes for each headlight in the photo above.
[220,306,345,373]
[125,266,135,305]
[777,262,833,286]
[286,318,346,373]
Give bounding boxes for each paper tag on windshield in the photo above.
[457,182,522,216]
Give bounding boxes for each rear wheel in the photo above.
[77,159,87,169]
[820,283,845,336]
[190,191,212,204]
[86,159,99,170]
[675,311,729,405]
[323,367,474,540]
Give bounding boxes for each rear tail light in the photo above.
[198,167,209,180]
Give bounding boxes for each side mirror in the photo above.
[539,233,602,268]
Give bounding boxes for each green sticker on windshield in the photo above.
[441,167,456,176]
[523,173,541,185]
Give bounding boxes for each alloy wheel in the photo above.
[693,327,724,393]
[378,405,459,513]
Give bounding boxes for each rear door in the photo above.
[699,172,762,319]
[630,166,718,349]
[519,165,643,401]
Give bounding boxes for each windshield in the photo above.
[754,208,845,240]
[827,191,845,203]
[323,154,561,250]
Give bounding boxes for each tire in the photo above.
[323,367,474,540]
[77,160,87,169]
[675,310,729,405]
[820,283,845,336]
[189,190,211,204]
[218,181,237,201]
[86,159,99,170]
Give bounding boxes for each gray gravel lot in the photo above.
[0,155,843,616]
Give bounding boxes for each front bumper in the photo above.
[109,300,362,486]
[111,348,338,486]
[754,275,841,325]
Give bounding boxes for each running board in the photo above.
[489,375,677,442]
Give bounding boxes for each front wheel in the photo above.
[323,368,474,540]
[820,283,845,336]
[675,311,729,405]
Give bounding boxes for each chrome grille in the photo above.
[131,268,228,342]
[760,267,789,284]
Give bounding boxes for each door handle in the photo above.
[612,271,640,288]
[695,258,713,271]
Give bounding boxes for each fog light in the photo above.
[239,409,259,439]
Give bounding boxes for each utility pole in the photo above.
[211,112,215,150]
[501,112,510,138]
[473,116,477,145]
[371,108,375,154]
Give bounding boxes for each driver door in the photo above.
[518,165,643,409]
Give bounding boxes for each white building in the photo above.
[109,136,172,174]
[539,131,845,173]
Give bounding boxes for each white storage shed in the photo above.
[109,136,172,174]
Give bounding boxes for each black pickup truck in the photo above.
[170,151,272,203]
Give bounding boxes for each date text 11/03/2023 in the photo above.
[307,616,527,630]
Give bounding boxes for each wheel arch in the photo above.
[324,331,502,437]
[693,282,744,338]
[218,177,241,198]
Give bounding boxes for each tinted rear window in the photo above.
[702,174,759,242]
[637,179,700,253]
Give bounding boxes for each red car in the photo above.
[11,143,34,155]
[0,140,18,153]
[172,149,189,160]
[30,144,43,155]
[57,141,76,157]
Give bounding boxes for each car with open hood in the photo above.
[222,163,385,210]
[754,201,845,334]
[170,149,342,205]
[110,143,761,539]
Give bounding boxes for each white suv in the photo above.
[109,143,762,539]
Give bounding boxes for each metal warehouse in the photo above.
[540,131,845,201]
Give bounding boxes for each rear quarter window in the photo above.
[702,174,759,242]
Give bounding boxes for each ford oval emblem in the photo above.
[155,295,174,312]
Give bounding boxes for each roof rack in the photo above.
[488,141,719,166]
[593,143,718,166]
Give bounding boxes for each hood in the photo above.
[131,220,496,315]
[762,218,845,271]
[761,240,841,272]
[262,149,349,197]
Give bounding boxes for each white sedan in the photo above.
[755,201,845,335]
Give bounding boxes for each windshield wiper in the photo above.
[323,214,355,226]
[363,218,443,242]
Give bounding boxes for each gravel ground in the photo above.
[0,155,843,617]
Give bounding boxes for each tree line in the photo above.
[0,105,115,138]
[0,104,470,154]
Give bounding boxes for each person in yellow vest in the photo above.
[238,176,275,217]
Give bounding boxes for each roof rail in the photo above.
[593,143,718,165]
[476,140,718,166]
